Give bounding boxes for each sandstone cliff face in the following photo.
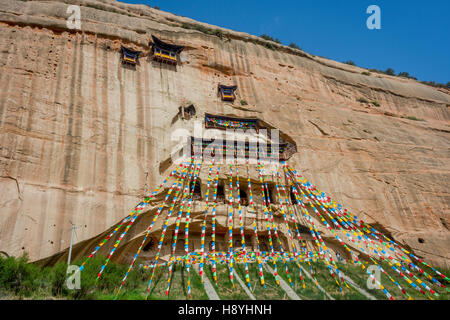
[0,0,449,266]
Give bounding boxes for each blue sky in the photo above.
[121,0,449,84]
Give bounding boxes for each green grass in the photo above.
[260,34,281,44]
[144,263,208,300]
[235,262,288,300]
[2,254,447,300]
[293,261,368,300]
[357,97,369,104]
[402,115,425,121]
[203,263,249,299]
[181,23,223,39]
[276,260,329,300]
[0,253,165,300]
[336,260,449,300]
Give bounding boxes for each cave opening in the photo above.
[190,179,202,200]
[240,188,248,206]
[216,181,225,203]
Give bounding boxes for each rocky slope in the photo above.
[0,0,449,267]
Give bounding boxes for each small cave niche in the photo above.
[418,238,425,244]
[289,187,297,204]
[239,188,248,206]
[264,183,276,204]
[190,179,202,200]
[216,181,225,203]
[143,237,155,252]
[260,241,269,252]
[179,104,196,120]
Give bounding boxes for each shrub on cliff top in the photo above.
[385,68,395,76]
[181,23,224,39]
[260,34,281,44]
[288,42,301,50]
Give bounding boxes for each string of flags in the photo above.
[75,148,448,300]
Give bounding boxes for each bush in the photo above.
[181,23,224,39]
[71,255,145,299]
[240,100,248,106]
[371,101,380,107]
[212,29,223,39]
[357,97,369,104]
[0,253,41,297]
[260,34,281,44]
[420,80,449,89]
[361,71,371,76]
[49,261,69,297]
[385,68,395,76]
[0,254,149,299]
[369,68,383,74]
[288,42,301,50]
[403,115,424,121]
[344,60,356,66]
[398,72,418,80]
[263,42,276,50]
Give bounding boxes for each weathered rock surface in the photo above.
[0,0,449,267]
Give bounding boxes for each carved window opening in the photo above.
[121,45,141,66]
[217,181,225,203]
[151,35,184,65]
[264,183,276,204]
[218,84,237,102]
